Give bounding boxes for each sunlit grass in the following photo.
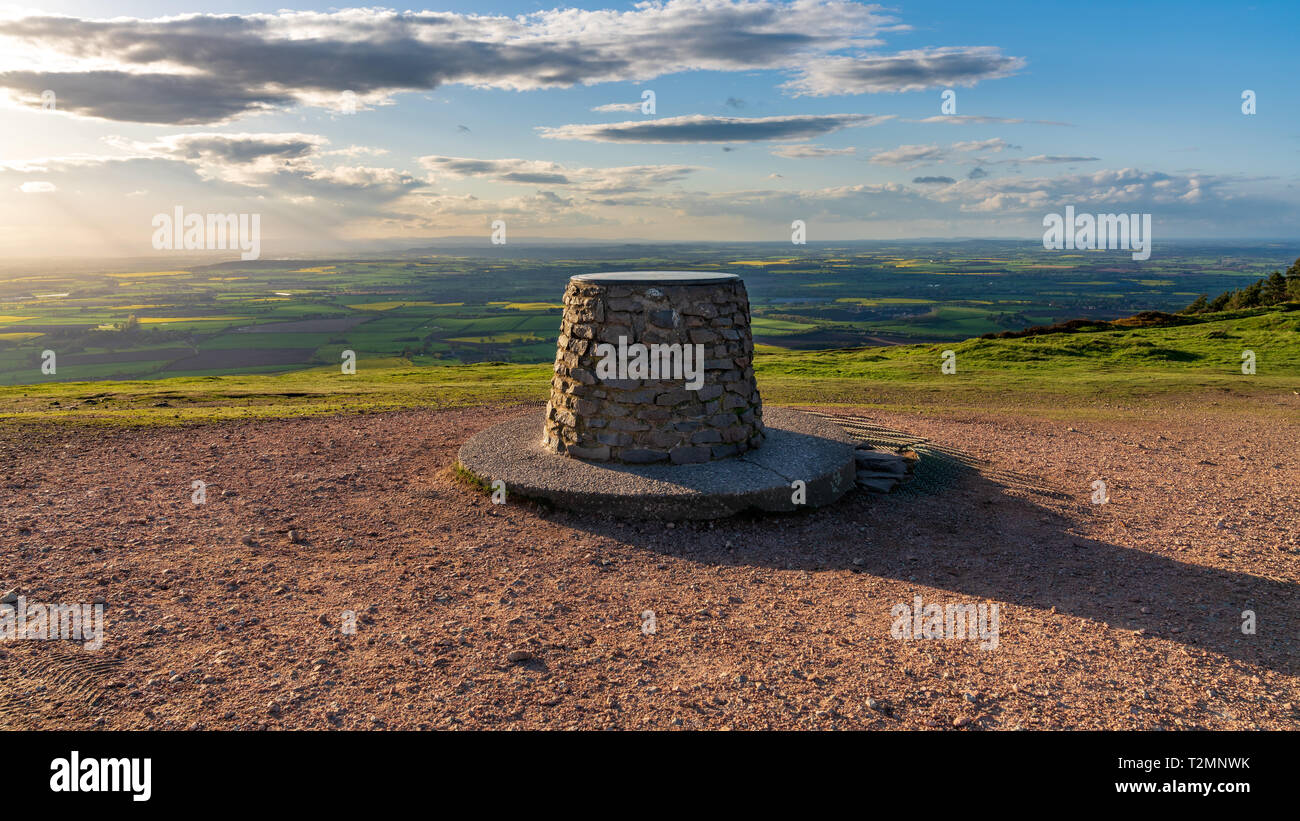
[1,306,1294,427]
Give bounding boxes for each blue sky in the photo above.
[0,1,1295,256]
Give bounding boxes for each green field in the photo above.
[0,241,1291,386]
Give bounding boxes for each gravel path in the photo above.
[0,402,1296,730]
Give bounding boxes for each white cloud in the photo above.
[868,144,947,166]
[591,102,642,113]
[107,132,331,184]
[952,138,1014,153]
[770,144,857,158]
[982,154,1099,165]
[417,154,700,194]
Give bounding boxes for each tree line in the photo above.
[1182,256,1300,313]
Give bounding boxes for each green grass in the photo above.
[869,305,1033,338]
[2,306,1295,426]
[750,317,822,335]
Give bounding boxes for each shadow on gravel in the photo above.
[547,468,1298,677]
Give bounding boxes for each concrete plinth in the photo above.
[457,407,855,520]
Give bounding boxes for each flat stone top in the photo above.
[571,271,740,285]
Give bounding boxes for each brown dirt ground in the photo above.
[1,402,1297,730]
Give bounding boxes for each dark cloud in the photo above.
[146,134,325,164]
[912,176,956,184]
[0,70,294,125]
[498,171,572,184]
[0,4,1018,124]
[787,48,1024,95]
[539,113,893,144]
[421,157,512,177]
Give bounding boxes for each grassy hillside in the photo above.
[1,305,1295,426]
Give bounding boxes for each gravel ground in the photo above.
[0,402,1297,730]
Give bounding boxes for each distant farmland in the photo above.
[0,240,1289,385]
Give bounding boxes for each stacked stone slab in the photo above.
[543,272,764,464]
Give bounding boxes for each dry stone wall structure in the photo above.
[543,272,764,464]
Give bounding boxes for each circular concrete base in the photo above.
[457,407,856,520]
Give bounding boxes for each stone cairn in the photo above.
[543,272,764,464]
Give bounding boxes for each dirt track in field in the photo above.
[1,400,1297,730]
